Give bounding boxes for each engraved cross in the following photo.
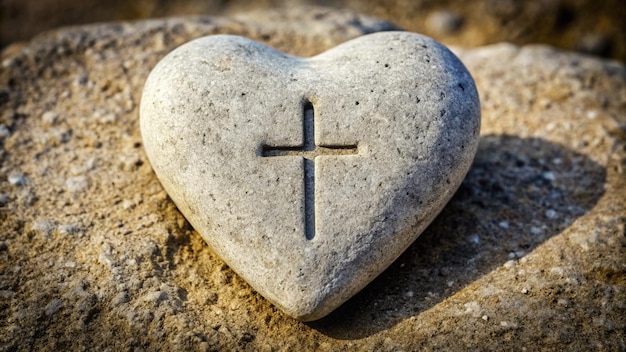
[260,99,359,240]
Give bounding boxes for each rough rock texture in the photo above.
[140,32,480,321]
[2,0,626,62]
[0,7,625,351]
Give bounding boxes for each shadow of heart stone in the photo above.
[308,134,607,338]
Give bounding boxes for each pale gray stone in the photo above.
[140,31,480,321]
[44,298,64,316]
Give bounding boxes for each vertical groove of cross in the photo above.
[302,100,315,240]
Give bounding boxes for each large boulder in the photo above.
[0,7,624,351]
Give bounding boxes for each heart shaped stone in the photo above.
[140,31,480,321]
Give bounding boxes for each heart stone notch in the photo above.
[140,31,480,321]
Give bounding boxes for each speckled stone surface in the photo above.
[0,7,624,351]
[140,32,480,321]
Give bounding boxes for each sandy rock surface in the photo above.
[2,0,625,62]
[0,7,625,351]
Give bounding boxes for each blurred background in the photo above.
[1,0,625,62]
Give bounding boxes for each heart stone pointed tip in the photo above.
[140,31,480,321]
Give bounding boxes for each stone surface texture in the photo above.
[2,0,625,62]
[140,32,480,321]
[1,7,625,351]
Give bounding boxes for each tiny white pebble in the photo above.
[522,288,529,294]
[8,172,26,186]
[498,221,510,229]
[0,124,10,138]
[65,176,90,193]
[503,260,516,269]
[122,199,134,210]
[98,252,116,267]
[58,224,79,236]
[482,315,489,321]
[542,172,555,181]
[550,267,565,277]
[530,226,542,235]
[95,111,118,124]
[469,234,480,244]
[32,220,56,238]
[41,111,59,125]
[404,290,414,298]
[545,209,557,219]
[587,110,598,119]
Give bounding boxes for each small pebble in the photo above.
[587,110,598,120]
[98,252,116,267]
[425,10,464,35]
[530,226,542,235]
[557,298,569,307]
[94,111,118,124]
[522,288,529,294]
[143,291,169,305]
[58,224,80,236]
[468,234,480,244]
[113,291,130,306]
[41,111,59,125]
[44,299,64,316]
[542,172,555,181]
[482,315,489,321]
[503,260,516,269]
[0,193,8,206]
[0,124,10,138]
[32,220,56,238]
[550,266,565,278]
[498,221,510,229]
[545,209,557,219]
[122,199,135,210]
[65,176,90,193]
[8,172,26,186]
